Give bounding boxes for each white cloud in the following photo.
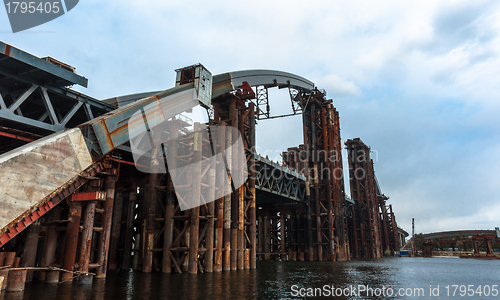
[314,74,362,97]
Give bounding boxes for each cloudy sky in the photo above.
[1,0,499,234]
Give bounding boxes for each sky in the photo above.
[1,0,499,234]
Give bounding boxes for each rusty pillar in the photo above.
[390,205,399,251]
[108,186,124,270]
[78,201,96,284]
[351,200,360,258]
[78,202,96,273]
[188,206,200,274]
[257,215,263,260]
[287,214,295,261]
[6,269,27,292]
[237,105,245,271]
[369,159,382,258]
[223,123,232,271]
[162,120,178,273]
[144,147,161,273]
[20,220,41,282]
[486,239,493,255]
[162,192,175,273]
[311,104,322,261]
[204,150,216,272]
[61,201,83,282]
[296,214,303,260]
[1,253,15,290]
[122,183,137,270]
[0,253,5,290]
[305,182,313,261]
[280,212,286,260]
[473,239,479,255]
[214,121,226,272]
[332,107,349,261]
[40,206,61,281]
[263,214,271,260]
[248,102,257,269]
[95,177,116,279]
[321,108,335,261]
[229,97,238,271]
[188,123,203,274]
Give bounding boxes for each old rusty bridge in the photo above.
[0,42,402,290]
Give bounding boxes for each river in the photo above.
[1,257,499,299]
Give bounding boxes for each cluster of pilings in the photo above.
[345,138,399,258]
[0,157,119,289]
[280,89,350,261]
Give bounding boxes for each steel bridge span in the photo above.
[0,42,402,290]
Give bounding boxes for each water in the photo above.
[1,257,499,299]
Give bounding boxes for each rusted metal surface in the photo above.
[70,191,106,202]
[78,83,204,156]
[213,121,225,273]
[6,269,27,292]
[61,201,83,282]
[212,70,314,99]
[78,201,96,279]
[346,138,393,259]
[95,176,117,278]
[188,123,202,274]
[248,103,257,269]
[20,221,40,281]
[143,150,160,273]
[422,230,497,240]
[108,186,124,270]
[40,205,60,282]
[122,183,137,270]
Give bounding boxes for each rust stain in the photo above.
[24,186,34,201]
[4,44,11,56]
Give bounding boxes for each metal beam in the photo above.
[423,230,497,241]
[8,84,37,112]
[0,41,88,88]
[60,101,83,126]
[212,70,315,99]
[40,87,59,125]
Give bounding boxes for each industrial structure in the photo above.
[421,229,500,258]
[0,42,402,291]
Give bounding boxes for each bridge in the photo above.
[420,229,500,257]
[0,42,401,289]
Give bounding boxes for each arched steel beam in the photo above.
[212,69,314,99]
[104,70,315,107]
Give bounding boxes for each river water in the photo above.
[1,257,499,299]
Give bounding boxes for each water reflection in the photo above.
[0,258,499,299]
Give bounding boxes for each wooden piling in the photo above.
[95,176,116,278]
[61,201,82,282]
[78,201,96,284]
[20,220,40,281]
[188,123,203,274]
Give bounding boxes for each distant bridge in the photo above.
[422,229,500,241]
